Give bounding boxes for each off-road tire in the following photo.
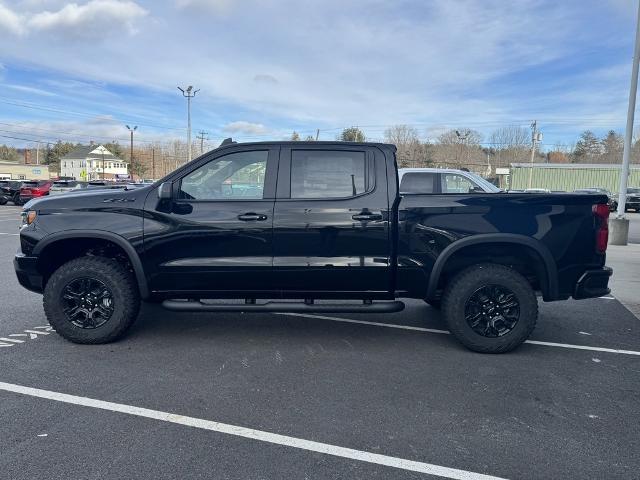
[43,256,140,344]
[441,263,538,353]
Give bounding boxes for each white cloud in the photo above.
[175,0,232,14]
[28,0,148,36]
[5,84,58,96]
[223,121,270,136]
[0,2,25,35]
[0,0,635,145]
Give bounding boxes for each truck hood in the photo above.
[24,185,153,211]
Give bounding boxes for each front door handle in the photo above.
[238,213,268,221]
[352,213,383,221]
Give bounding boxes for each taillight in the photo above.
[593,204,609,253]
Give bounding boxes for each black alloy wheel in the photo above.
[464,285,520,338]
[62,277,115,329]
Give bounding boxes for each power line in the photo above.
[0,97,186,131]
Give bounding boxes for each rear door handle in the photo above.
[352,213,383,221]
[238,213,268,221]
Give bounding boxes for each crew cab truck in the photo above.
[14,141,612,353]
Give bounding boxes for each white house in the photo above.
[60,145,129,180]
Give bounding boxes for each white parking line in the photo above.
[0,232,19,236]
[0,381,507,480]
[277,313,640,357]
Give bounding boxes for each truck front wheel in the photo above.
[43,256,141,344]
[441,264,537,353]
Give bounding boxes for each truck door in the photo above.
[144,146,278,295]
[271,145,392,297]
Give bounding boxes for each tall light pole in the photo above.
[178,85,199,163]
[611,0,640,245]
[455,129,468,167]
[528,121,542,189]
[126,125,137,181]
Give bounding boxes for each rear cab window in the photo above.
[289,150,374,199]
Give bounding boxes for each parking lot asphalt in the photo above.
[0,205,639,480]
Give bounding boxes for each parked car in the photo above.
[574,188,618,211]
[398,168,500,194]
[49,180,87,196]
[18,180,52,204]
[0,180,24,205]
[625,187,640,212]
[15,140,612,354]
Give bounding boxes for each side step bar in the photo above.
[161,300,405,313]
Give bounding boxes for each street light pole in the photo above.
[126,125,137,181]
[178,86,199,163]
[610,0,640,245]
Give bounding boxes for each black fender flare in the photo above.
[32,230,149,299]
[426,233,558,301]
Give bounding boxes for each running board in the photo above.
[161,300,405,313]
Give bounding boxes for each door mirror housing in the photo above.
[158,182,173,200]
[469,185,484,193]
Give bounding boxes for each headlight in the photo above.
[21,210,36,226]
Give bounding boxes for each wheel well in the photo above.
[434,242,549,298]
[37,238,136,289]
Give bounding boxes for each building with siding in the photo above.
[60,145,129,180]
[509,163,640,192]
[0,162,50,180]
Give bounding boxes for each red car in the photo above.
[18,180,52,205]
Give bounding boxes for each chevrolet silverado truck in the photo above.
[14,140,612,353]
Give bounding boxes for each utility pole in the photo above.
[455,130,469,167]
[315,129,320,141]
[611,0,640,245]
[196,130,209,154]
[178,86,199,163]
[126,125,137,181]
[527,121,542,189]
[152,147,156,180]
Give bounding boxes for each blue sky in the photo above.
[0,0,638,150]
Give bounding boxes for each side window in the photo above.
[441,173,477,194]
[400,172,436,194]
[290,150,371,199]
[179,150,268,200]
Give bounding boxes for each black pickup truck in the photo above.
[14,140,612,353]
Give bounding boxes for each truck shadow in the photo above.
[129,301,447,343]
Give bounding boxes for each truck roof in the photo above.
[213,139,397,150]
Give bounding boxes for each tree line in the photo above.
[0,126,636,179]
[292,126,636,171]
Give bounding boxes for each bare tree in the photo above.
[489,126,530,166]
[383,125,426,167]
[488,126,529,148]
[432,128,484,169]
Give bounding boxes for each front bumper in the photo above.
[573,267,613,300]
[14,253,43,294]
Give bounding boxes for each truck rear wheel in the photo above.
[441,264,537,353]
[43,256,140,344]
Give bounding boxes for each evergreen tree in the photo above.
[339,127,365,142]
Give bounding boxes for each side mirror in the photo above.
[469,186,484,193]
[158,182,173,200]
